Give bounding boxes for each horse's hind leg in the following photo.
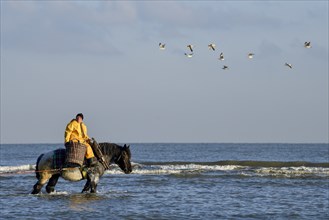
[46,174,60,194]
[32,182,43,194]
[31,173,52,194]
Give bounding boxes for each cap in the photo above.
[76,113,84,120]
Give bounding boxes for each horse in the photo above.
[31,143,132,194]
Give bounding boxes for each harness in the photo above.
[90,138,111,170]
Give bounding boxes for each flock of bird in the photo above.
[158,41,312,70]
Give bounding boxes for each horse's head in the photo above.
[115,144,132,174]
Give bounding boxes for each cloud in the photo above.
[3,1,324,55]
[1,1,139,55]
[135,2,285,34]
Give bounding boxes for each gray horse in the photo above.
[31,143,132,194]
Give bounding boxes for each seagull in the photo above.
[304,42,311,48]
[222,65,229,70]
[208,43,216,51]
[184,53,193,58]
[248,53,255,59]
[285,63,292,69]
[187,44,194,52]
[159,43,166,50]
[218,52,224,61]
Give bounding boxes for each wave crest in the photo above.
[1,161,328,178]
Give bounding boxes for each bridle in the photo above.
[113,149,127,164]
[113,153,122,164]
[113,150,131,173]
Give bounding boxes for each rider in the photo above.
[64,113,97,167]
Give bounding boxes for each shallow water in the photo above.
[1,143,328,219]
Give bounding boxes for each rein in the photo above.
[113,153,122,164]
[0,167,78,176]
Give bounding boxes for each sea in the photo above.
[0,143,328,219]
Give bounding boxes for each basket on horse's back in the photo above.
[65,142,86,166]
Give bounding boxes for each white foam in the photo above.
[255,166,329,177]
[105,164,243,175]
[2,163,328,178]
[30,191,70,196]
[130,169,182,175]
[0,164,35,173]
[156,164,242,171]
[48,191,69,195]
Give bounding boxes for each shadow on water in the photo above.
[36,191,105,198]
[66,193,106,211]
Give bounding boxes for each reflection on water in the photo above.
[68,193,106,211]
[34,192,108,212]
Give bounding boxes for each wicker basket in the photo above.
[65,142,86,166]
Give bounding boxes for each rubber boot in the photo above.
[87,157,98,167]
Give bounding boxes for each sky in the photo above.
[0,1,328,144]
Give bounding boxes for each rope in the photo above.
[1,142,118,177]
[0,167,79,176]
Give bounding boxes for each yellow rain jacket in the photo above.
[64,119,95,159]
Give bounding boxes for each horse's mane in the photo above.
[97,142,131,164]
[98,142,122,157]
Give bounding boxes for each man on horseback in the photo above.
[64,113,97,167]
[30,113,132,194]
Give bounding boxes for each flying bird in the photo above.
[304,42,311,48]
[208,43,216,51]
[285,63,292,69]
[248,53,255,59]
[187,44,194,52]
[184,53,193,58]
[218,52,224,61]
[159,43,166,50]
[222,65,229,70]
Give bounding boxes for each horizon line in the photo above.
[0,141,328,145]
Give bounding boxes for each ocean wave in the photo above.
[105,162,329,178]
[140,160,329,168]
[0,164,36,174]
[254,166,329,178]
[1,161,328,178]
[104,163,243,175]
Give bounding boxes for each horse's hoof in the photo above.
[46,186,55,194]
[81,187,90,193]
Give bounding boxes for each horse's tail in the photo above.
[35,153,44,179]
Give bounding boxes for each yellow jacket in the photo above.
[64,119,89,144]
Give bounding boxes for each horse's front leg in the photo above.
[90,173,100,193]
[81,179,91,193]
[86,169,100,193]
